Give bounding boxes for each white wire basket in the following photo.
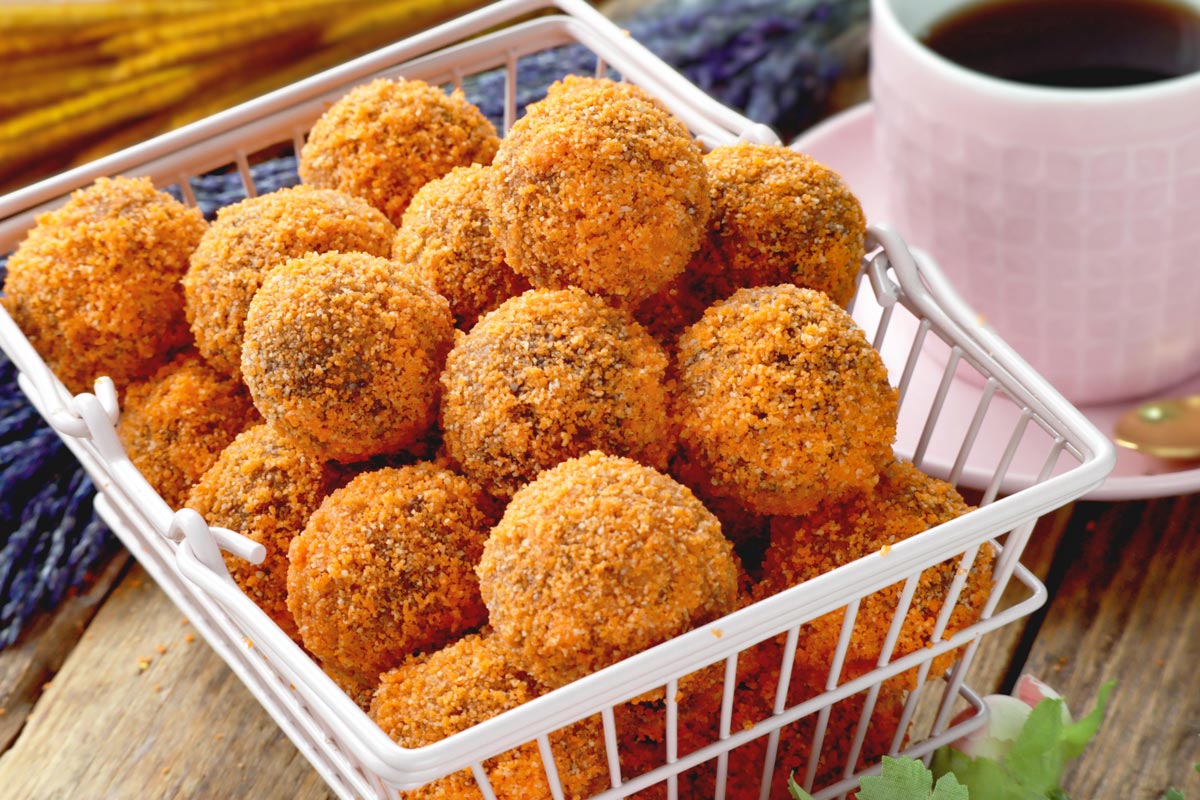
[0,1,1115,798]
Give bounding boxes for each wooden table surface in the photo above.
[0,491,1197,799]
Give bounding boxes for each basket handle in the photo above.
[73,391,265,567]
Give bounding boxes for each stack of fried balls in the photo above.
[1,75,994,799]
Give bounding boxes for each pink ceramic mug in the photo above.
[871,0,1200,405]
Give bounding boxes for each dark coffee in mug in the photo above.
[922,0,1200,88]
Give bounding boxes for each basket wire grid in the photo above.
[0,1,1114,798]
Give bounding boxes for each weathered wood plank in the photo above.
[0,563,334,800]
[0,549,130,754]
[1019,495,1200,800]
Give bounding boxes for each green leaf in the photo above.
[1160,789,1184,800]
[1060,680,1114,760]
[997,680,1114,794]
[933,749,1042,800]
[1004,697,1069,793]
[857,756,970,800]
[787,772,817,800]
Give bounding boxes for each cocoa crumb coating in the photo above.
[477,452,739,689]
[632,271,711,356]
[185,423,338,642]
[181,184,394,380]
[2,176,205,395]
[287,464,491,688]
[300,77,499,226]
[676,284,897,516]
[371,632,609,800]
[440,287,674,500]
[117,350,259,509]
[488,76,709,306]
[691,144,866,309]
[393,164,529,330]
[757,458,993,684]
[241,251,453,464]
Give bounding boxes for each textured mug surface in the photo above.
[871,0,1200,405]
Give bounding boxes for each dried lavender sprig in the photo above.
[462,0,868,140]
[164,155,300,220]
[0,337,116,648]
[37,468,89,606]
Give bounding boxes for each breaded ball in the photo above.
[181,184,394,380]
[117,350,259,508]
[691,144,866,308]
[241,251,453,463]
[440,287,673,500]
[2,176,205,395]
[300,77,499,225]
[477,452,739,689]
[757,459,993,682]
[185,423,337,642]
[287,464,491,688]
[488,76,710,306]
[393,164,529,330]
[676,284,897,516]
[371,633,609,800]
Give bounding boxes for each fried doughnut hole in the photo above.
[287,464,491,690]
[2,176,205,395]
[300,77,499,225]
[693,144,866,309]
[393,164,529,330]
[757,458,994,684]
[371,633,609,799]
[117,350,258,508]
[186,423,337,642]
[241,251,453,463]
[440,287,673,500]
[488,76,710,306]
[181,185,394,380]
[676,284,897,516]
[477,452,739,689]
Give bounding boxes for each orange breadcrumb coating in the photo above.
[241,251,453,463]
[117,350,259,508]
[757,458,994,683]
[477,452,739,689]
[680,662,908,798]
[300,77,499,225]
[488,76,710,306]
[185,423,337,642]
[287,464,491,688]
[2,176,205,395]
[691,144,866,308]
[676,284,897,516]
[440,288,674,500]
[181,184,394,380]
[371,633,610,800]
[614,637,906,797]
[393,164,529,330]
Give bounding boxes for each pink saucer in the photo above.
[792,103,1200,501]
